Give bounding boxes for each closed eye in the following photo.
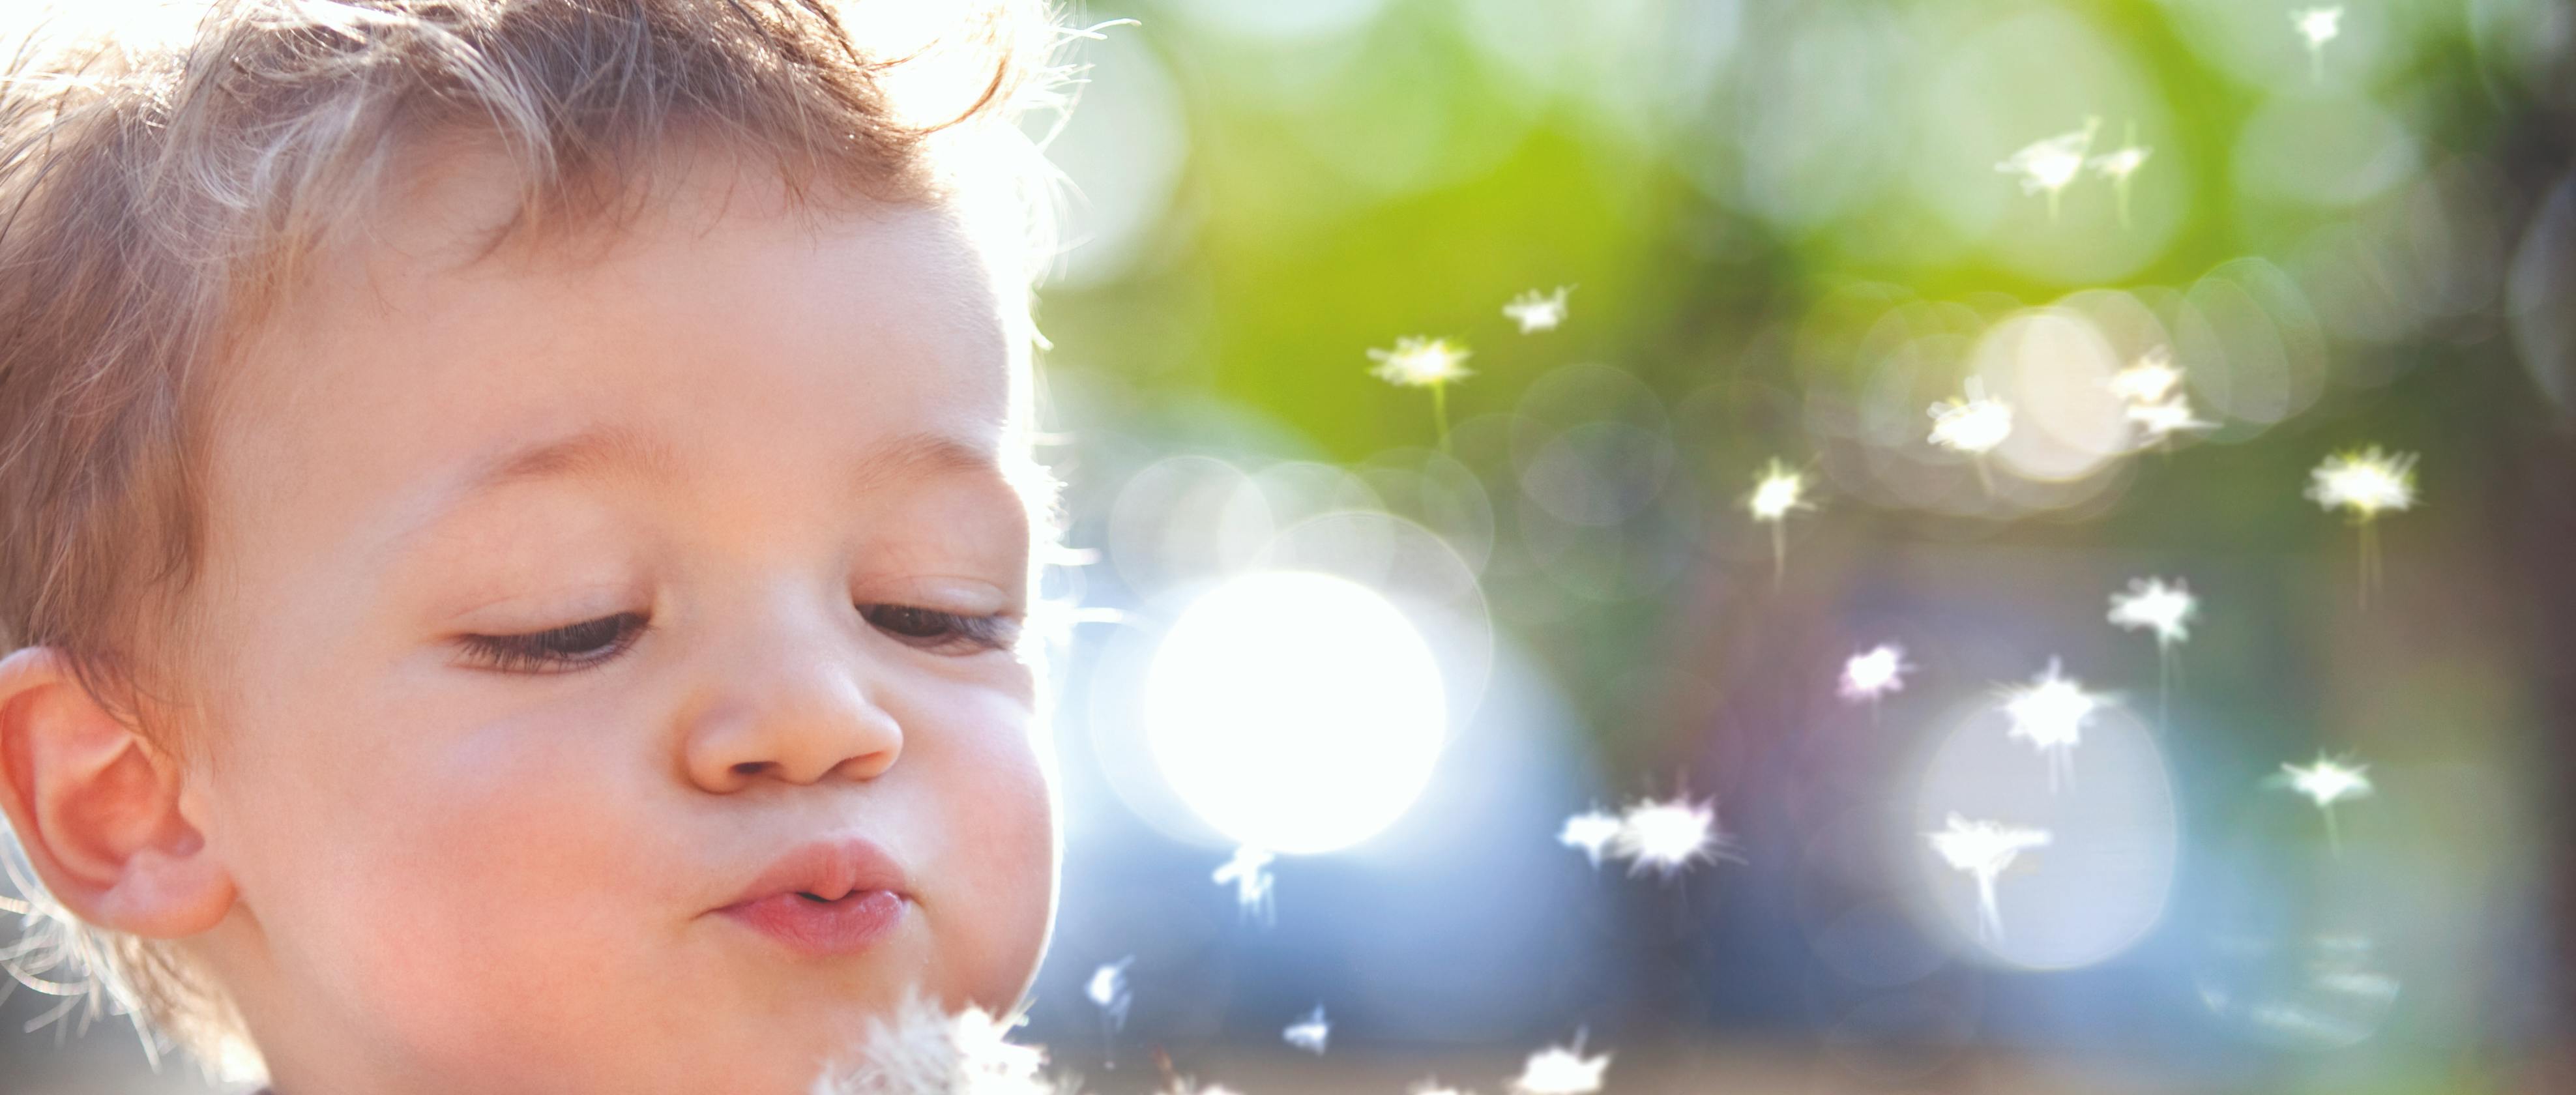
[859,604,1020,655]
[456,611,650,674]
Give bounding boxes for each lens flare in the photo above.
[1147,571,1450,855]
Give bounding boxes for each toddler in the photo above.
[0,2,1075,1092]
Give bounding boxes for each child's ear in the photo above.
[0,645,235,937]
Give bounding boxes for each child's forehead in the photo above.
[207,143,1022,572]
[333,133,968,285]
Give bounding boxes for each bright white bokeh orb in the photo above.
[1909,698,2180,971]
[1144,570,1449,855]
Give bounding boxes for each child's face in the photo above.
[174,148,1057,1094]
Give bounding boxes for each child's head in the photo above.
[0,2,1073,1090]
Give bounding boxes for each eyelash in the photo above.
[456,604,1020,674]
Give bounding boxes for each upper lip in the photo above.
[717,837,912,910]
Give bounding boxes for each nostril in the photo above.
[731,761,771,778]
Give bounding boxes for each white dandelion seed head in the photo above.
[2108,576,2199,647]
[1612,795,1738,878]
[2281,755,2373,808]
[1557,810,1623,868]
[811,990,1061,1095]
[1839,643,1912,703]
[2295,6,2343,48]
[1510,1040,1611,1095]
[2109,349,2185,403]
[2307,447,2419,519]
[1995,117,2101,196]
[1925,813,2053,877]
[1368,336,1474,388]
[1747,460,1811,523]
[2088,142,2152,181]
[1281,1004,1330,1055]
[2000,657,2107,752]
[2127,394,2215,443]
[1503,286,1573,334]
[1929,379,2015,454]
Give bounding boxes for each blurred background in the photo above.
[12,0,2576,1092]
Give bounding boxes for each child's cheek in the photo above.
[317,708,671,1072]
[915,687,1057,1012]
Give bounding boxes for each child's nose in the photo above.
[677,606,903,793]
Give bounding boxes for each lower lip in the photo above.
[719,890,907,957]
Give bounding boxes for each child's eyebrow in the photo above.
[370,422,1006,562]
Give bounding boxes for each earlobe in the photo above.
[0,645,235,938]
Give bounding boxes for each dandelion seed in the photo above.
[1368,336,1472,452]
[2110,577,2197,725]
[812,990,1062,1095]
[1996,116,2101,220]
[2306,446,2419,606]
[1929,379,2013,454]
[2308,447,2418,518]
[1504,286,1574,334]
[1925,813,2053,942]
[1087,956,1134,1033]
[1212,845,1276,926]
[2127,394,2215,447]
[1838,643,1913,723]
[2108,577,2197,649]
[1510,1031,1611,1095]
[2110,349,2215,452]
[2109,347,2185,404]
[1281,1004,1329,1055]
[2274,753,2373,854]
[1929,378,2013,492]
[2087,123,2153,226]
[2294,6,2343,82]
[2000,658,2111,793]
[1558,810,1622,868]
[1746,458,1814,585]
[1611,794,1742,880]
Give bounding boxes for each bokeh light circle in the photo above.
[1143,571,1448,855]
[1909,698,2180,971]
